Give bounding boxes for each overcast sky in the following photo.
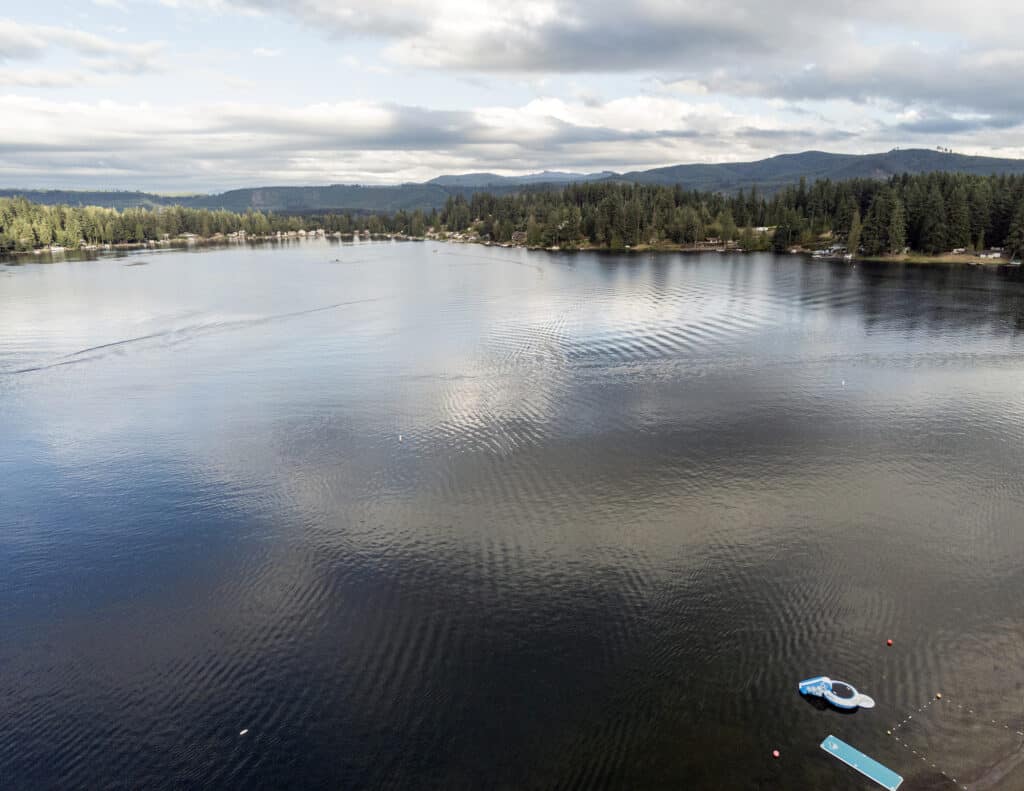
[2,0,1023,191]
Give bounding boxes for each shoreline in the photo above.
[5,231,1022,273]
[441,236,1023,269]
[1,229,425,259]
[856,252,1019,267]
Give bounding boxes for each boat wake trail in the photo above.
[1,297,381,375]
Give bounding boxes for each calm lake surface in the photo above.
[3,241,1024,789]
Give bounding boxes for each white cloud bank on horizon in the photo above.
[2,1,1024,189]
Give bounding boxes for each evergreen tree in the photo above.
[899,181,919,249]
[834,191,855,238]
[1005,202,1024,260]
[918,186,948,254]
[771,209,803,252]
[719,208,737,241]
[526,214,542,246]
[861,190,890,256]
[969,180,992,250]
[846,206,862,255]
[6,171,1024,258]
[62,212,82,247]
[946,184,971,249]
[888,198,907,254]
[34,218,53,247]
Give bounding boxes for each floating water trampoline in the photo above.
[799,676,875,710]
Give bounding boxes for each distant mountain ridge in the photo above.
[619,149,1024,192]
[6,149,1024,213]
[427,170,616,187]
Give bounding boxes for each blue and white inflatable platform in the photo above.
[799,676,875,709]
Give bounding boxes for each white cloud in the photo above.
[338,54,391,75]
[5,90,1019,191]
[0,18,48,60]
[212,0,1024,67]
[0,17,165,73]
[6,1,1024,187]
[179,0,1024,120]
[0,67,87,87]
[42,26,165,72]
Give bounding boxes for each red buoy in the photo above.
[772,750,780,759]
[886,639,893,646]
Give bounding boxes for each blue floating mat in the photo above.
[820,735,903,790]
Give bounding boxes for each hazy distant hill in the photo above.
[7,149,1024,213]
[428,170,616,188]
[0,184,461,213]
[0,182,533,213]
[185,184,456,213]
[620,149,1024,192]
[0,189,181,210]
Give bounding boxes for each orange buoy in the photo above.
[887,639,893,646]
[772,750,780,759]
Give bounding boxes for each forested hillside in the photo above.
[440,172,1024,257]
[620,149,1024,193]
[0,200,438,252]
[4,171,1024,260]
[8,148,1024,214]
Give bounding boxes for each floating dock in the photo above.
[821,735,903,790]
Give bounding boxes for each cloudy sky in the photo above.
[2,0,1023,191]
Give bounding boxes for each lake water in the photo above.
[3,241,1024,789]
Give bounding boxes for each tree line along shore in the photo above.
[3,171,1024,263]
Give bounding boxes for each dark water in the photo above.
[3,242,1024,790]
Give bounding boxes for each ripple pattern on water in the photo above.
[3,245,1024,788]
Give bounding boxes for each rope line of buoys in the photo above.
[886,695,1024,791]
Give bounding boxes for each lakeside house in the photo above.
[812,244,845,258]
[979,249,1004,259]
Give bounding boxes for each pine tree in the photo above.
[11,217,35,251]
[861,190,890,256]
[946,184,971,249]
[526,215,542,247]
[846,206,862,255]
[918,186,947,254]
[34,218,53,247]
[1005,202,1024,260]
[903,180,927,250]
[888,198,907,254]
[969,180,992,250]
[62,212,82,248]
[719,208,737,241]
[834,191,854,238]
